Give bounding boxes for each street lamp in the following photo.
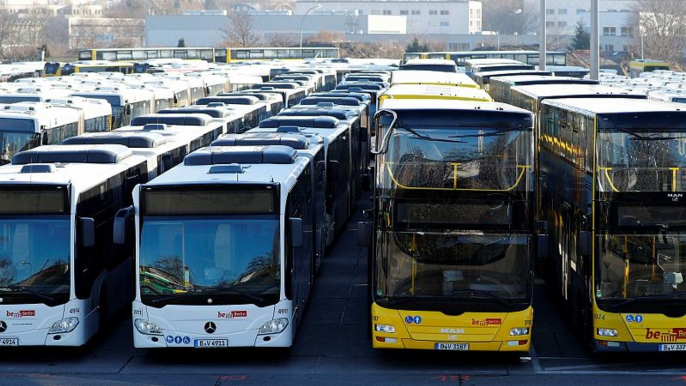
[497,9,522,51]
[299,4,322,48]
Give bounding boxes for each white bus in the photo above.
[45,97,113,133]
[0,144,150,346]
[0,103,83,164]
[72,87,154,128]
[125,145,315,348]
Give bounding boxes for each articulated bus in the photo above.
[127,145,315,348]
[0,144,150,346]
[77,47,339,63]
[358,99,540,351]
[537,97,686,352]
[403,50,567,68]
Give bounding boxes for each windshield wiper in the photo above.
[205,287,267,303]
[1,285,56,303]
[449,289,515,308]
[448,127,522,139]
[605,292,686,309]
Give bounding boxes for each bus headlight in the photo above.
[597,328,618,337]
[509,328,529,336]
[134,318,163,335]
[258,318,289,335]
[375,324,396,333]
[49,317,79,334]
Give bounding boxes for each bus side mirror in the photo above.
[113,206,134,245]
[80,217,95,248]
[578,231,592,257]
[290,218,303,248]
[357,221,372,247]
[125,104,132,115]
[329,160,340,180]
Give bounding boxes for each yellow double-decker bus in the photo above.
[538,97,686,352]
[358,98,542,352]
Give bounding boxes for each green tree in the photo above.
[405,38,430,53]
[569,21,590,50]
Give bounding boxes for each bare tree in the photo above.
[481,0,526,34]
[629,0,686,63]
[222,9,261,47]
[266,33,296,47]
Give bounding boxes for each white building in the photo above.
[523,0,638,35]
[294,0,482,35]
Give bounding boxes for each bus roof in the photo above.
[489,75,599,86]
[510,83,646,101]
[390,70,478,88]
[379,84,492,102]
[379,98,532,114]
[543,97,686,115]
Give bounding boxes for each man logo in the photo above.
[0,321,6,333]
[204,322,217,334]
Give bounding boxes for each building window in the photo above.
[558,9,567,15]
[440,10,449,15]
[558,21,567,27]
[604,44,615,51]
[429,20,438,27]
[440,21,449,27]
[546,9,555,15]
[546,21,555,27]
[411,10,420,15]
[400,10,408,15]
[577,8,585,14]
[448,43,470,51]
[602,27,617,36]
[371,9,380,15]
[382,9,391,15]
[620,27,633,36]
[429,10,437,15]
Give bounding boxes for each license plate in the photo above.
[0,338,18,346]
[660,344,686,351]
[435,343,469,351]
[194,339,228,348]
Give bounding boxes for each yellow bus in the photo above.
[43,61,135,77]
[77,47,340,64]
[538,97,686,352]
[378,84,492,108]
[358,98,540,352]
[629,59,671,78]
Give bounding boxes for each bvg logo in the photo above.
[645,328,686,342]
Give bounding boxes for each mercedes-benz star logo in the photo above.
[0,321,7,333]
[204,322,216,334]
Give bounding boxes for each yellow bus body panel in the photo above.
[593,303,686,345]
[371,303,533,351]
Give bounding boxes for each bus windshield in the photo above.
[0,132,41,164]
[597,128,686,193]
[0,217,70,303]
[139,216,280,307]
[597,233,686,301]
[384,125,533,192]
[375,232,531,306]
